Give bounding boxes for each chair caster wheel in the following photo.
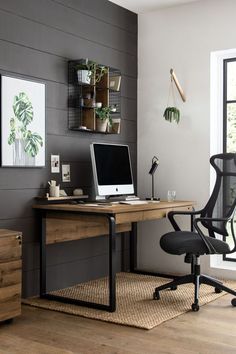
[231,298,236,307]
[215,287,222,294]
[191,303,199,312]
[153,291,160,300]
[171,285,177,291]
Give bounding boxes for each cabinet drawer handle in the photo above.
[16,235,22,245]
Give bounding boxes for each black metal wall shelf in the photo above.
[68,59,121,134]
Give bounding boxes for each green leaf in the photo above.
[8,131,16,145]
[8,118,16,145]
[13,92,33,126]
[9,117,15,129]
[24,131,43,157]
[95,106,111,120]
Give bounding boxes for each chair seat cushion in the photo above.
[160,231,230,256]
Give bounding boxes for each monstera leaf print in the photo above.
[8,91,43,158]
[24,131,43,157]
[13,92,33,126]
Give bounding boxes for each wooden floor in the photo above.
[0,294,236,354]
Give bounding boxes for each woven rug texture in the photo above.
[23,272,236,330]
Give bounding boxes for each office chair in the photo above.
[153,153,236,311]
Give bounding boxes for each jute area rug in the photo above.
[23,272,236,330]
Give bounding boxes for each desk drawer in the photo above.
[46,214,131,244]
[165,205,193,216]
[115,205,193,224]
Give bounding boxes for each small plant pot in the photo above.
[83,98,95,107]
[96,118,108,132]
[163,107,180,124]
[107,118,121,134]
[96,102,102,108]
[77,70,91,84]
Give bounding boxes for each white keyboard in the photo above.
[119,200,149,205]
[125,195,140,201]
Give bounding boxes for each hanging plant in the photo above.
[163,107,180,124]
[163,69,186,124]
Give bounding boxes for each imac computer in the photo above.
[90,142,136,201]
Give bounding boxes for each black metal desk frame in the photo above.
[38,203,194,313]
[39,209,117,312]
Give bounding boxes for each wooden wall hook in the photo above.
[170,68,186,102]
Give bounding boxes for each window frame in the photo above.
[222,57,236,262]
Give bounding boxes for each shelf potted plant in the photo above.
[95,106,112,132]
[76,59,108,85]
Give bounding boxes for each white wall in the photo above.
[138,0,236,278]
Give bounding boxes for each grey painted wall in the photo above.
[0,0,137,297]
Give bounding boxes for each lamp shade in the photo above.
[149,156,159,175]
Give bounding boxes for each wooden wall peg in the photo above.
[170,69,186,102]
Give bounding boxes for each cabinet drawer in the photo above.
[0,260,22,288]
[0,283,21,321]
[0,235,22,262]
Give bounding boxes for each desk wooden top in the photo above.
[34,201,194,243]
[33,200,194,215]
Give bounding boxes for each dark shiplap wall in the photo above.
[0,0,137,296]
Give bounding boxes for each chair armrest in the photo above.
[168,208,204,231]
[193,217,230,254]
[194,216,230,223]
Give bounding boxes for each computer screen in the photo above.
[90,142,134,198]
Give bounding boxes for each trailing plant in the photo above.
[163,107,180,124]
[8,92,43,157]
[163,70,183,124]
[95,106,112,126]
[76,58,108,83]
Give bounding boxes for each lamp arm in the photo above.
[152,173,154,200]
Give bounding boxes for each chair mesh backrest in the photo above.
[200,153,236,238]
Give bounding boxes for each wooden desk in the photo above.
[34,201,193,312]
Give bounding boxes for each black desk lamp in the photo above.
[146,156,160,201]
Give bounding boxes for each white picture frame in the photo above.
[1,75,46,167]
[62,164,71,182]
[51,154,60,173]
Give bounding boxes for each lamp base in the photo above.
[146,197,160,201]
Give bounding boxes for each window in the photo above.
[211,49,236,268]
[223,58,236,154]
[222,58,236,261]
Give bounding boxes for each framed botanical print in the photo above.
[62,164,71,182]
[1,75,46,167]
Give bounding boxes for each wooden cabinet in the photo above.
[68,59,121,134]
[0,229,22,322]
